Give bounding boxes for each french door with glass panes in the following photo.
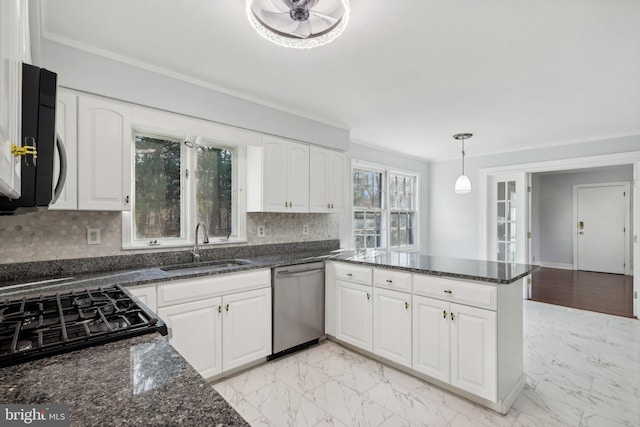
[487,173,527,263]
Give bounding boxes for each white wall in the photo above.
[536,166,633,268]
[340,143,430,252]
[429,135,640,259]
[38,40,349,151]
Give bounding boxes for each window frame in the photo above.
[351,159,420,252]
[122,129,247,250]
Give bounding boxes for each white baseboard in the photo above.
[539,262,574,270]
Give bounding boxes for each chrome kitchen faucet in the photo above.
[192,221,210,262]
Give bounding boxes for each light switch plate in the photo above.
[257,225,266,238]
[87,228,101,245]
[302,224,309,235]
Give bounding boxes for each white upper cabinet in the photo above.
[77,95,132,211]
[247,135,309,212]
[309,146,344,213]
[0,0,29,199]
[49,90,78,210]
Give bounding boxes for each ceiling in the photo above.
[39,0,640,161]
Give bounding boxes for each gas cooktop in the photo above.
[0,285,167,368]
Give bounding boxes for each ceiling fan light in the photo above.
[455,174,472,194]
[246,0,350,49]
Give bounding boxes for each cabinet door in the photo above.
[262,136,288,212]
[336,280,373,352]
[222,288,271,371]
[127,285,157,314]
[450,303,497,401]
[287,141,309,212]
[327,150,344,212]
[309,146,329,213]
[373,288,412,368]
[0,0,25,199]
[412,295,450,383]
[157,297,222,379]
[49,90,78,210]
[77,96,131,211]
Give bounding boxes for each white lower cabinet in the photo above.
[222,288,272,372]
[335,280,373,352]
[127,284,157,313]
[373,287,412,368]
[413,295,497,401]
[158,297,223,379]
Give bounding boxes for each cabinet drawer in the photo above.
[334,263,372,285]
[413,274,496,311]
[374,268,412,293]
[158,269,271,307]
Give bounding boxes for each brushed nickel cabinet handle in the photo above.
[225,304,230,312]
[451,312,455,320]
[444,290,453,294]
[405,302,409,309]
[386,279,393,283]
[217,306,222,313]
[443,310,447,318]
[366,293,371,300]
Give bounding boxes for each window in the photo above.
[352,162,419,251]
[127,131,237,247]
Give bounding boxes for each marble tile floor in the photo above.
[212,300,640,427]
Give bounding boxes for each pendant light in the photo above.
[453,133,472,194]
[246,0,350,49]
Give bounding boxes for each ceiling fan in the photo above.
[247,0,350,48]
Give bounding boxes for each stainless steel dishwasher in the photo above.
[271,262,325,358]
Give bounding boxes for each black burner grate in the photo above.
[0,285,167,367]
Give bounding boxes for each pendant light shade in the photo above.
[246,0,350,49]
[453,133,473,195]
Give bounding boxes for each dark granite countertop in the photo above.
[0,333,248,427]
[331,250,538,284]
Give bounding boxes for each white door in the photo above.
[50,90,78,210]
[309,146,329,212]
[157,297,222,379]
[77,95,132,211]
[287,141,309,212]
[412,295,450,383]
[576,184,628,274]
[373,287,412,368]
[0,0,26,199]
[327,150,345,212]
[486,172,527,263]
[336,280,373,351]
[450,303,497,401]
[262,136,288,212]
[222,288,271,371]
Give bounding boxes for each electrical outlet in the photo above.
[302,224,309,235]
[87,228,101,245]
[257,225,266,238]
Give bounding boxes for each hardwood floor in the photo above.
[531,267,634,318]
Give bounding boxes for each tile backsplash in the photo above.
[0,210,339,265]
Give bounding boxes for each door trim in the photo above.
[572,182,631,275]
[479,150,640,318]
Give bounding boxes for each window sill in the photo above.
[122,239,249,251]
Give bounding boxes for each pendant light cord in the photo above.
[461,138,465,175]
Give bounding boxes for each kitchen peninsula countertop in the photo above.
[0,333,249,427]
[332,250,537,284]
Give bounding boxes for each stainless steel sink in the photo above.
[160,259,248,272]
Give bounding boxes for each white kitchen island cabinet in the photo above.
[247,135,309,212]
[326,256,530,415]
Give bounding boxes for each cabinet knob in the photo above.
[443,310,447,319]
[386,279,393,283]
[225,304,230,312]
[450,312,456,321]
[405,302,409,310]
[217,306,222,313]
[444,290,453,294]
[125,195,130,204]
[346,273,353,277]
[366,293,371,300]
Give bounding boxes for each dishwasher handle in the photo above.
[276,267,325,279]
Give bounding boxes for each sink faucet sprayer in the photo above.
[192,221,210,262]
